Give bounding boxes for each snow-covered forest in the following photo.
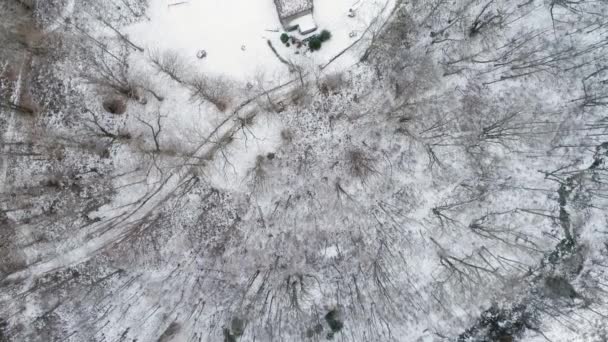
[1,0,608,341]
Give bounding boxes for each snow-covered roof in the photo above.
[274,0,313,19]
[287,13,317,34]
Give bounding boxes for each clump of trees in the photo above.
[278,29,331,51]
[308,29,331,51]
[279,32,303,48]
[458,304,537,342]
[324,309,344,340]
[280,32,289,44]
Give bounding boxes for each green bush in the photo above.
[309,36,322,51]
[280,33,289,44]
[319,29,332,42]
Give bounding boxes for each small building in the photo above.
[274,0,317,35]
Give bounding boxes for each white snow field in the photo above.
[127,0,393,82]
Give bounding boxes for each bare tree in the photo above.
[148,49,188,84]
[188,75,232,112]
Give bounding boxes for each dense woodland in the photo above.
[1,0,608,341]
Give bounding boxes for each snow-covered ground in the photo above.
[3,0,608,341]
[114,0,396,195]
[127,0,393,82]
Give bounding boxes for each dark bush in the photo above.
[324,309,343,333]
[280,33,289,44]
[230,317,245,336]
[309,36,322,51]
[319,29,332,42]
